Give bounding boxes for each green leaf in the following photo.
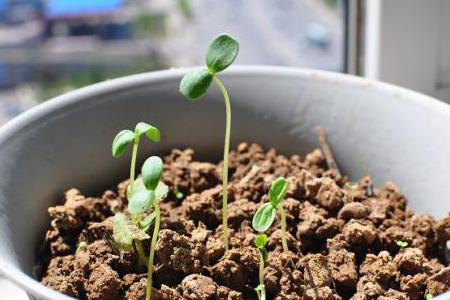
[112,130,135,157]
[127,177,145,199]
[135,122,160,142]
[397,240,408,248]
[426,294,434,300]
[128,223,150,241]
[252,202,277,232]
[113,213,150,252]
[179,68,213,101]
[112,213,134,251]
[206,33,239,73]
[175,189,184,199]
[155,181,169,201]
[254,234,268,249]
[140,212,156,232]
[345,181,358,190]
[128,190,155,216]
[142,156,164,190]
[269,177,289,207]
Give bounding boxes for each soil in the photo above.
[39,143,450,300]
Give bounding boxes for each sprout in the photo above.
[112,122,160,198]
[75,241,87,256]
[344,181,358,190]
[397,240,408,248]
[112,156,168,300]
[254,234,268,300]
[179,33,239,250]
[141,156,167,300]
[253,177,290,253]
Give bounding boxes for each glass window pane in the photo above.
[0,0,345,125]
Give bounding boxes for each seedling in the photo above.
[397,240,408,248]
[112,156,168,300]
[112,122,160,198]
[426,294,434,300]
[179,33,239,250]
[75,241,87,256]
[254,234,268,300]
[253,177,290,253]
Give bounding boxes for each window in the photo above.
[0,0,346,125]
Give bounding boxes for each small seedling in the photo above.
[179,33,239,250]
[254,234,268,300]
[397,240,408,248]
[75,241,87,256]
[141,156,166,300]
[344,181,358,190]
[174,188,184,199]
[112,122,160,198]
[112,156,168,300]
[426,294,434,300]
[253,177,290,253]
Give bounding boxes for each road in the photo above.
[170,0,343,71]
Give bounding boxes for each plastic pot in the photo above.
[0,66,448,299]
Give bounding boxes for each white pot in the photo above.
[0,66,448,299]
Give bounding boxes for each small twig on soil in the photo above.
[305,260,319,298]
[103,234,120,255]
[316,126,341,176]
[366,182,374,197]
[324,260,337,292]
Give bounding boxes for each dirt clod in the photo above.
[40,143,450,299]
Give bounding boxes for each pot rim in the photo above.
[0,65,448,299]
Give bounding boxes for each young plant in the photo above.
[254,234,268,300]
[75,241,87,256]
[252,177,290,253]
[397,240,408,248]
[179,33,239,250]
[112,122,160,198]
[112,156,168,300]
[141,156,166,300]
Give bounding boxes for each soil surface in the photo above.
[39,143,450,299]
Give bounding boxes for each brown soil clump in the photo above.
[40,143,450,299]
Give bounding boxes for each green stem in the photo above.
[213,75,231,251]
[146,201,160,300]
[129,137,140,197]
[259,250,266,300]
[278,205,289,253]
[136,240,148,267]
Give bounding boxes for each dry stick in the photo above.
[324,260,337,293]
[305,260,319,298]
[316,126,341,176]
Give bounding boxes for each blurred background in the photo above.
[0,0,345,125]
[1,0,450,124]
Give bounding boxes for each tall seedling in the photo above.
[179,33,239,250]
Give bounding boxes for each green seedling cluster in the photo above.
[179,33,239,251]
[112,122,160,198]
[253,177,290,253]
[254,234,268,300]
[397,240,408,248]
[112,123,167,300]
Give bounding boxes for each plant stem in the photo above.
[136,240,148,267]
[129,137,140,197]
[213,75,231,251]
[259,250,266,300]
[146,201,160,300]
[278,205,289,253]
